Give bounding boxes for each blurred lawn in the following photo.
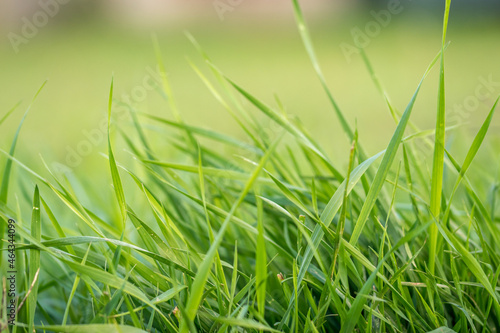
[1,12,499,175]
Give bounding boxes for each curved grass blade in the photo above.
[0,101,21,127]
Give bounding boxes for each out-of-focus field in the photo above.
[1,11,499,175]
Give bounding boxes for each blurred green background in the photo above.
[1,0,499,177]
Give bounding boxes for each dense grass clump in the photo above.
[2,0,500,332]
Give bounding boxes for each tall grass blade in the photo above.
[429,0,451,274]
[28,186,41,333]
[107,77,127,229]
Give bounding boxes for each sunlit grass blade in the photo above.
[107,77,127,230]
[429,0,451,274]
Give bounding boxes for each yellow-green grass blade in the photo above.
[291,0,373,210]
[107,77,127,229]
[0,101,21,127]
[429,0,451,274]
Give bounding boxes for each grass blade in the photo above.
[28,186,41,333]
[428,0,451,274]
[255,188,267,318]
[107,77,127,230]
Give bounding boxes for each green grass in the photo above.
[1,1,500,332]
